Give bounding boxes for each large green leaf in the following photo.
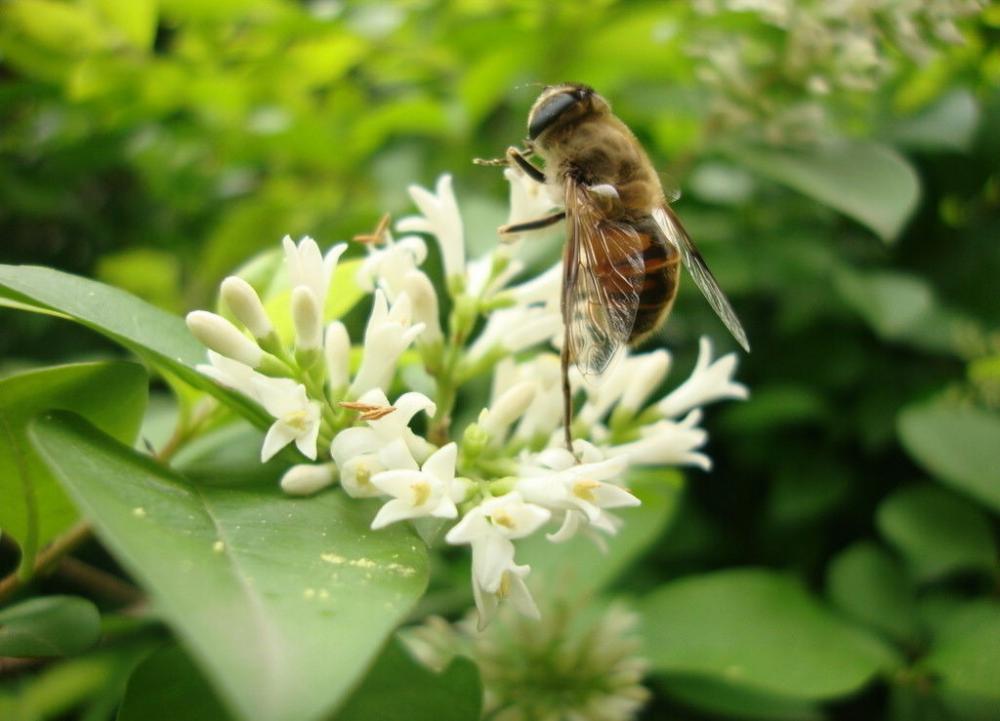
[0,361,148,574]
[659,675,821,721]
[898,401,1000,515]
[30,412,429,721]
[826,542,920,644]
[719,140,920,241]
[922,601,1000,702]
[0,265,269,428]
[518,470,681,597]
[640,569,899,700]
[877,484,997,582]
[118,645,235,721]
[0,595,101,657]
[335,640,482,721]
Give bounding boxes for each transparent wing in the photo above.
[563,181,644,375]
[652,205,750,352]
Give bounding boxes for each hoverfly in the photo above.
[479,83,749,450]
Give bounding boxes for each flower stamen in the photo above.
[339,401,398,421]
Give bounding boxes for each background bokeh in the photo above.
[1,1,999,719]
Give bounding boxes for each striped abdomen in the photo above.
[628,220,680,344]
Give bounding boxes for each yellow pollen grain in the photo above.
[318,589,330,600]
[349,558,377,569]
[131,507,146,518]
[355,464,371,487]
[212,540,225,554]
[303,588,316,600]
[492,511,516,529]
[572,479,600,502]
[411,480,431,506]
[321,552,346,565]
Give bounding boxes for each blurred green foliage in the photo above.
[1,1,999,720]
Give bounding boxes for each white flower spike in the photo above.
[397,174,465,282]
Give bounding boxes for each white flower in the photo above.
[400,270,443,345]
[577,350,670,427]
[370,443,461,529]
[608,409,711,470]
[196,351,265,400]
[330,389,437,498]
[656,337,748,418]
[465,305,562,366]
[479,380,536,444]
[254,377,322,462]
[349,290,425,396]
[356,233,428,298]
[186,311,263,368]
[220,276,273,340]
[397,174,465,282]
[280,463,337,496]
[464,251,524,300]
[282,235,347,309]
[517,452,637,540]
[493,355,564,444]
[445,492,550,628]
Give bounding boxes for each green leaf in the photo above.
[888,90,980,153]
[922,600,1000,701]
[640,568,899,700]
[719,140,920,241]
[660,675,821,721]
[119,645,235,721]
[877,484,997,582]
[898,401,1000,515]
[0,361,148,575]
[30,412,429,721]
[0,265,269,428]
[335,640,482,721]
[87,0,158,49]
[826,542,920,644]
[0,595,101,657]
[518,470,681,597]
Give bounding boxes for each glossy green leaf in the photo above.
[719,140,920,241]
[660,675,821,721]
[922,601,1000,701]
[898,401,1000,515]
[118,645,235,721]
[0,361,148,575]
[518,470,681,597]
[826,542,920,644]
[0,595,101,657]
[889,90,980,153]
[641,569,899,700]
[335,640,482,721]
[0,265,269,428]
[877,484,997,582]
[30,412,429,721]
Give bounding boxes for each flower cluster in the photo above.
[186,164,747,626]
[688,0,983,143]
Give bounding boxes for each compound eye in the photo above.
[527,91,578,140]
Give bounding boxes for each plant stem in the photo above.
[0,521,93,604]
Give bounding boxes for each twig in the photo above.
[0,521,92,605]
[53,557,144,607]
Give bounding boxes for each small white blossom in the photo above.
[370,443,461,529]
[479,381,536,444]
[656,337,748,418]
[280,463,337,496]
[349,290,425,396]
[196,351,265,400]
[518,452,637,540]
[186,311,263,368]
[609,409,711,470]
[356,233,428,298]
[220,276,273,340]
[398,174,465,282]
[282,235,347,309]
[446,492,550,628]
[291,286,323,352]
[255,377,322,462]
[465,305,562,366]
[491,354,564,444]
[330,389,437,497]
[400,270,443,345]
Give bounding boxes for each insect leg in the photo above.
[506,147,546,184]
[561,326,574,453]
[498,211,565,236]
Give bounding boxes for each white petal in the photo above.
[472,533,515,593]
[371,498,421,529]
[422,443,457,482]
[378,438,419,471]
[546,510,583,543]
[280,463,336,496]
[261,422,296,462]
[330,427,379,465]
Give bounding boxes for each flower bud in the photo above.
[186,310,263,368]
[481,381,535,441]
[401,270,443,345]
[323,321,351,391]
[619,350,670,413]
[291,286,323,352]
[220,276,273,340]
[280,463,337,496]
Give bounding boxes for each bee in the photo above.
[479,83,750,450]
